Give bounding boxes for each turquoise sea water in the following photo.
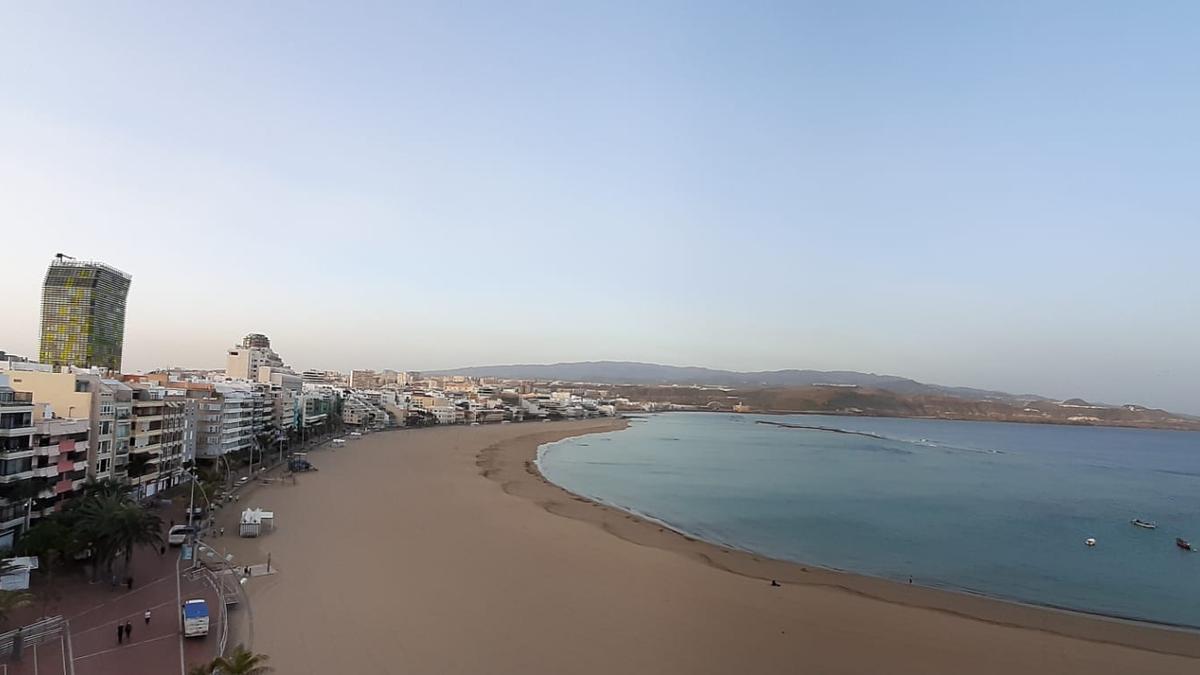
[537,413,1200,627]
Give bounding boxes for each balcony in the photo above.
[0,470,36,484]
[33,465,59,479]
[0,425,35,437]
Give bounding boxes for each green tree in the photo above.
[78,477,129,501]
[210,644,273,674]
[77,494,163,580]
[17,519,77,615]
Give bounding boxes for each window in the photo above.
[98,458,110,474]
[2,457,32,476]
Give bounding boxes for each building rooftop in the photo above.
[48,256,132,280]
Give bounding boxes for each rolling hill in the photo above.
[434,360,1040,402]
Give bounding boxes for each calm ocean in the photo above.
[537,412,1200,627]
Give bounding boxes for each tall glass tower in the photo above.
[39,255,132,371]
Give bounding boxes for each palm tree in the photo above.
[78,477,128,501]
[0,590,33,628]
[187,663,214,675]
[17,519,76,615]
[77,494,164,580]
[210,644,273,674]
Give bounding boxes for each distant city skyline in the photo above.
[1,3,1196,413]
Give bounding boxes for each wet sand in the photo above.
[218,420,1200,674]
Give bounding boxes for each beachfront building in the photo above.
[0,367,128,482]
[341,393,388,429]
[0,375,36,548]
[38,256,132,372]
[261,371,301,436]
[300,386,340,436]
[127,382,188,498]
[168,382,251,460]
[0,376,91,549]
[29,410,89,528]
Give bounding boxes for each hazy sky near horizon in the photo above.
[1,2,1197,412]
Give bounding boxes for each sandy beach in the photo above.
[214,420,1200,674]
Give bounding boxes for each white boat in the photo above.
[1084,537,1097,547]
[1131,519,1157,529]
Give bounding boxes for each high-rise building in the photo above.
[39,255,132,371]
[225,333,289,382]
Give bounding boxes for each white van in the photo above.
[167,525,195,546]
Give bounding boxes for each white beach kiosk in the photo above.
[239,508,276,538]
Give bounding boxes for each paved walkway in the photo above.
[1,502,222,675]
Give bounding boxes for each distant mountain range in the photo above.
[435,361,1043,402]
[433,361,1200,431]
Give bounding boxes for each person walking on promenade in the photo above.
[117,623,123,644]
[123,621,132,642]
[125,576,133,590]
[144,609,151,625]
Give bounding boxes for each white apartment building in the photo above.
[225,333,286,381]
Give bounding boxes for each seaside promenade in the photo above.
[207,420,1199,675]
[1,500,222,675]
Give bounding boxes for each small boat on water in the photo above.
[1085,537,1097,547]
[1177,538,1193,551]
[1131,519,1157,529]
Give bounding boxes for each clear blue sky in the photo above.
[1,2,1196,412]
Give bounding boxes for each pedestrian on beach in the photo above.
[144,609,151,624]
[117,623,123,644]
[123,621,132,641]
[219,527,225,537]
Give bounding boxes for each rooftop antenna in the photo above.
[54,253,75,261]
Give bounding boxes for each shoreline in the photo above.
[217,420,1200,673]
[481,418,1200,659]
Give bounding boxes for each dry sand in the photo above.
[215,420,1200,674]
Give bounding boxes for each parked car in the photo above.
[167,525,196,546]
